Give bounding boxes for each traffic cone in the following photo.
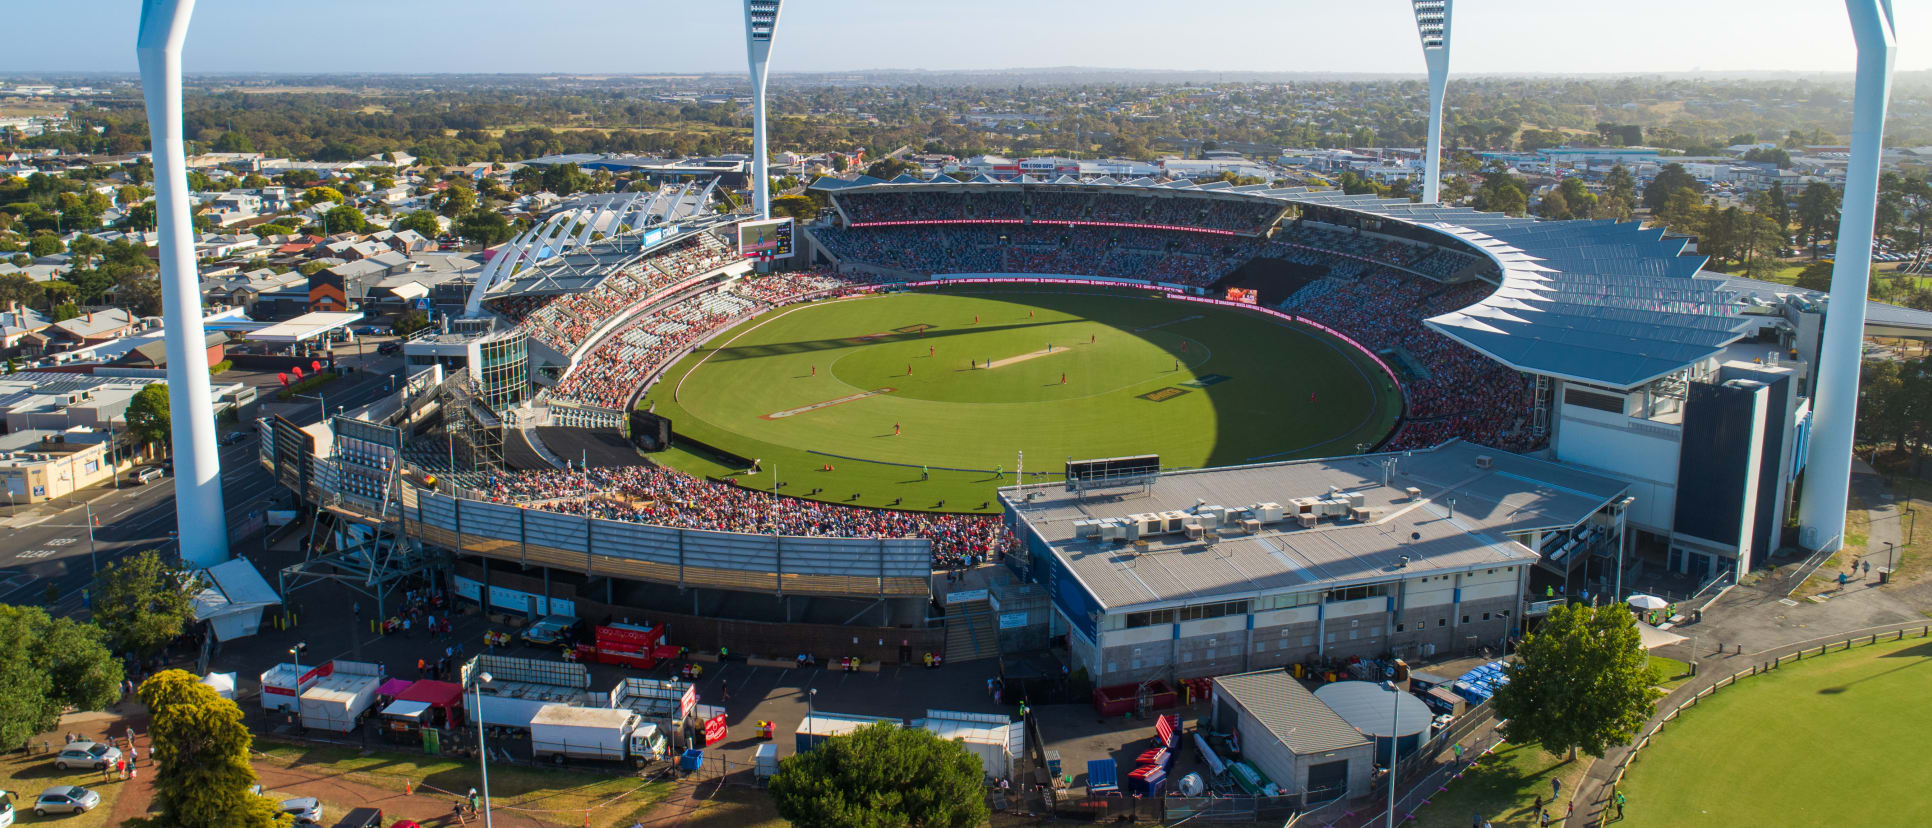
[403,779,412,796]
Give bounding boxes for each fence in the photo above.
[1593,622,1932,826]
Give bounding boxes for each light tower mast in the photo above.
[744,0,784,220]
[1798,0,1897,552]
[137,0,229,567]
[1411,0,1453,204]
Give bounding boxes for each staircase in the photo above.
[943,599,1000,663]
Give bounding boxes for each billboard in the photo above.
[737,217,795,259]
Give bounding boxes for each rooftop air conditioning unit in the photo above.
[1254,502,1284,522]
[1296,513,1318,529]
[1346,492,1367,508]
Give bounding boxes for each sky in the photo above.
[2,0,1925,76]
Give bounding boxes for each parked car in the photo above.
[377,341,402,355]
[0,789,16,828]
[136,467,166,485]
[33,787,100,817]
[221,431,248,446]
[52,743,120,771]
[279,797,323,825]
[334,807,384,828]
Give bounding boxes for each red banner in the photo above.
[278,372,289,387]
[702,714,728,746]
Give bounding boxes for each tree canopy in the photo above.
[92,549,196,658]
[0,605,123,751]
[1642,164,1701,211]
[395,210,441,238]
[322,204,369,235]
[126,383,171,450]
[456,208,514,249]
[769,722,989,828]
[1491,603,1660,760]
[141,670,291,828]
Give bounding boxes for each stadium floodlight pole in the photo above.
[1410,0,1452,204]
[137,0,228,567]
[744,0,784,221]
[1797,0,1896,553]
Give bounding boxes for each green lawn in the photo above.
[1649,655,1694,691]
[1412,741,1592,828]
[1614,635,1932,827]
[255,740,669,828]
[0,748,128,828]
[643,287,1400,511]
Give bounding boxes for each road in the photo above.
[0,348,409,611]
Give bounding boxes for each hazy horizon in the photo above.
[2,0,1923,77]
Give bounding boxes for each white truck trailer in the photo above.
[528,704,666,763]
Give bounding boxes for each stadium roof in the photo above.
[814,178,1766,389]
[1004,440,1627,612]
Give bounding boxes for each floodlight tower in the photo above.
[1411,0,1452,204]
[744,0,784,220]
[1799,0,1897,553]
[137,0,228,567]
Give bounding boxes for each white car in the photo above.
[279,797,323,825]
[52,743,120,771]
[33,786,100,817]
[0,789,16,828]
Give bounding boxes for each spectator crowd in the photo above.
[481,464,1010,569]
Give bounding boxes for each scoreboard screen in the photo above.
[738,217,795,259]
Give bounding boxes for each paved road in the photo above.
[0,351,408,611]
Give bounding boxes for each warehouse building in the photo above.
[1210,670,1373,801]
[1000,440,1630,687]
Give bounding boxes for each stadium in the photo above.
[230,1,1932,690]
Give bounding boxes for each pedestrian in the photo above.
[1060,372,1066,385]
[403,618,412,636]
[130,765,137,782]
[907,363,912,375]
[893,423,900,436]
[1453,743,1464,761]
[1613,791,1625,819]
[117,758,126,779]
[1471,811,1482,828]
[1539,813,1549,827]
[65,733,75,745]
[1309,391,1317,403]
[929,345,934,357]
[353,601,362,617]
[1551,777,1561,798]
[1838,571,1848,588]
[1534,794,1543,816]
[810,365,816,376]
[1862,560,1871,577]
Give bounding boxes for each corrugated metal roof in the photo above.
[1215,670,1367,755]
[1009,440,1625,611]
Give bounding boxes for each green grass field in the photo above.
[642,287,1400,511]
[1614,636,1932,827]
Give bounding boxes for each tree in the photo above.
[863,157,918,180]
[769,723,989,828]
[0,605,123,751]
[27,233,64,258]
[1598,165,1636,221]
[67,232,105,268]
[1796,182,1841,258]
[456,208,514,249]
[1535,187,1572,220]
[140,670,291,828]
[395,210,441,238]
[1556,177,1597,220]
[92,549,196,658]
[540,162,592,196]
[430,184,475,218]
[392,309,430,336]
[126,382,171,451]
[1491,603,1660,760]
[302,185,346,205]
[323,204,369,235]
[770,194,817,222]
[124,201,158,231]
[1642,163,1699,211]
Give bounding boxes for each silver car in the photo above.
[34,786,101,817]
[52,743,120,771]
[279,797,323,825]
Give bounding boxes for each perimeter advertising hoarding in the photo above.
[737,217,795,259]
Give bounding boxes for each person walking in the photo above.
[1614,791,1626,819]
[1551,776,1561,798]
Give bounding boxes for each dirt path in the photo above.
[983,346,1071,370]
